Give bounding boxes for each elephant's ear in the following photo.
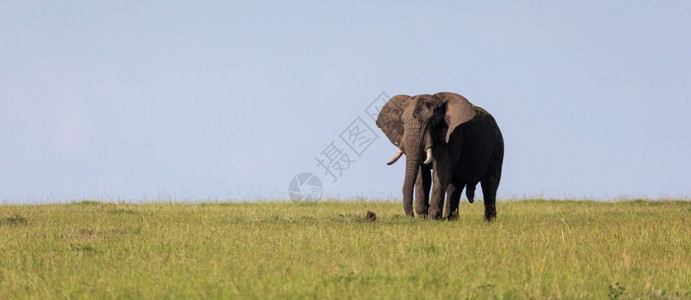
[376,94,410,147]
[434,92,476,143]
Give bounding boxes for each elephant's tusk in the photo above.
[423,148,433,165]
[386,150,404,165]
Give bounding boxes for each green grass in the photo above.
[1,200,689,299]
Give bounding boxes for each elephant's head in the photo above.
[376,92,476,215]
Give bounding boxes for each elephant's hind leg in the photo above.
[480,176,499,221]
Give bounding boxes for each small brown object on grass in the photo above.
[366,211,376,222]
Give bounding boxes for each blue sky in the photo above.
[1,1,689,203]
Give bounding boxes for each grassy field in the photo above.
[0,200,689,299]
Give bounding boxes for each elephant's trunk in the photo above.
[388,128,433,166]
[402,149,420,217]
[401,127,429,217]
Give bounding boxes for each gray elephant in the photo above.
[376,92,504,221]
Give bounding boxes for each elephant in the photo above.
[375,92,504,221]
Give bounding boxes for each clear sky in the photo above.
[1,1,689,203]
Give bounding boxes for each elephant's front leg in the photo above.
[429,160,451,220]
[414,164,432,218]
